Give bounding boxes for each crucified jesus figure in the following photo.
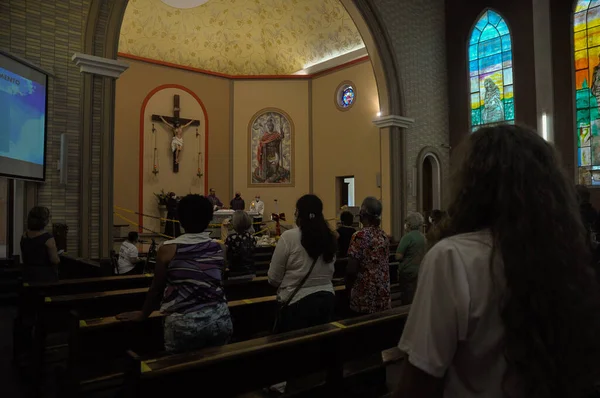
[159,116,194,167]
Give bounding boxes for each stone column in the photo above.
[72,53,128,258]
[373,115,415,241]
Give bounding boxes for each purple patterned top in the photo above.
[160,233,227,315]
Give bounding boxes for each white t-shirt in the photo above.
[268,227,335,305]
[398,230,507,398]
[117,241,139,274]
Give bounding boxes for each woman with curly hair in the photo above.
[394,125,600,397]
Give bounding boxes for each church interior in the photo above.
[0,0,594,396]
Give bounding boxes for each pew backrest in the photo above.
[126,305,410,396]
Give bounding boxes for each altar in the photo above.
[207,209,260,238]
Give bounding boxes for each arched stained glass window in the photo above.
[468,9,514,131]
[575,1,600,185]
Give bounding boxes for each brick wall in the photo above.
[374,0,451,212]
[0,0,90,254]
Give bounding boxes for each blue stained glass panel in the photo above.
[469,44,478,60]
[479,54,503,73]
[468,9,514,130]
[478,37,502,57]
[496,20,509,36]
[469,60,479,77]
[501,34,512,52]
[475,13,488,31]
[480,25,499,41]
[488,10,501,26]
[470,28,481,44]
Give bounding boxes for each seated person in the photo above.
[224,211,256,280]
[117,231,141,275]
[20,206,61,282]
[396,212,426,305]
[336,211,356,257]
[117,195,232,353]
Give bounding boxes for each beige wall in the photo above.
[232,80,310,222]
[311,61,386,230]
[114,59,230,231]
[115,59,383,231]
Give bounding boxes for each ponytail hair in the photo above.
[296,195,337,263]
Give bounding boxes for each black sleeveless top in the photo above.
[20,232,53,267]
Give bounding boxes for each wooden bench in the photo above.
[63,286,348,393]
[59,255,102,279]
[123,305,409,397]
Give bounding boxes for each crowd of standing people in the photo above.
[18,123,600,397]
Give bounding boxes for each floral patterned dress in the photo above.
[347,226,391,314]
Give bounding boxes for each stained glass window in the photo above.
[575,1,600,185]
[468,9,515,131]
[342,86,355,107]
[335,81,356,111]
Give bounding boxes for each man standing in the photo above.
[207,188,223,210]
[253,195,264,222]
[230,192,245,211]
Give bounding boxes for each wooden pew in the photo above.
[59,255,102,279]
[124,305,410,397]
[64,287,349,392]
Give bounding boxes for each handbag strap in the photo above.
[281,257,319,309]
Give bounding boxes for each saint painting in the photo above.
[249,109,293,186]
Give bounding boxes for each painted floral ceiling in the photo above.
[118,0,365,76]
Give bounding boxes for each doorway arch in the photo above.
[83,0,405,256]
[417,148,442,213]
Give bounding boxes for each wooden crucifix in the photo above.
[152,95,200,173]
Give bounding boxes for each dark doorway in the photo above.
[422,157,434,213]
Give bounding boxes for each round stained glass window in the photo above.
[341,87,355,107]
[335,81,356,111]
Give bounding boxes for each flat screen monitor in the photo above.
[0,52,48,181]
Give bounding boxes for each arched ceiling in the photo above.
[118,0,365,76]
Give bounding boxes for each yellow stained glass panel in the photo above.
[575,30,588,51]
[589,26,600,47]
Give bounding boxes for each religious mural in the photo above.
[575,1,600,185]
[468,9,515,131]
[249,109,293,186]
